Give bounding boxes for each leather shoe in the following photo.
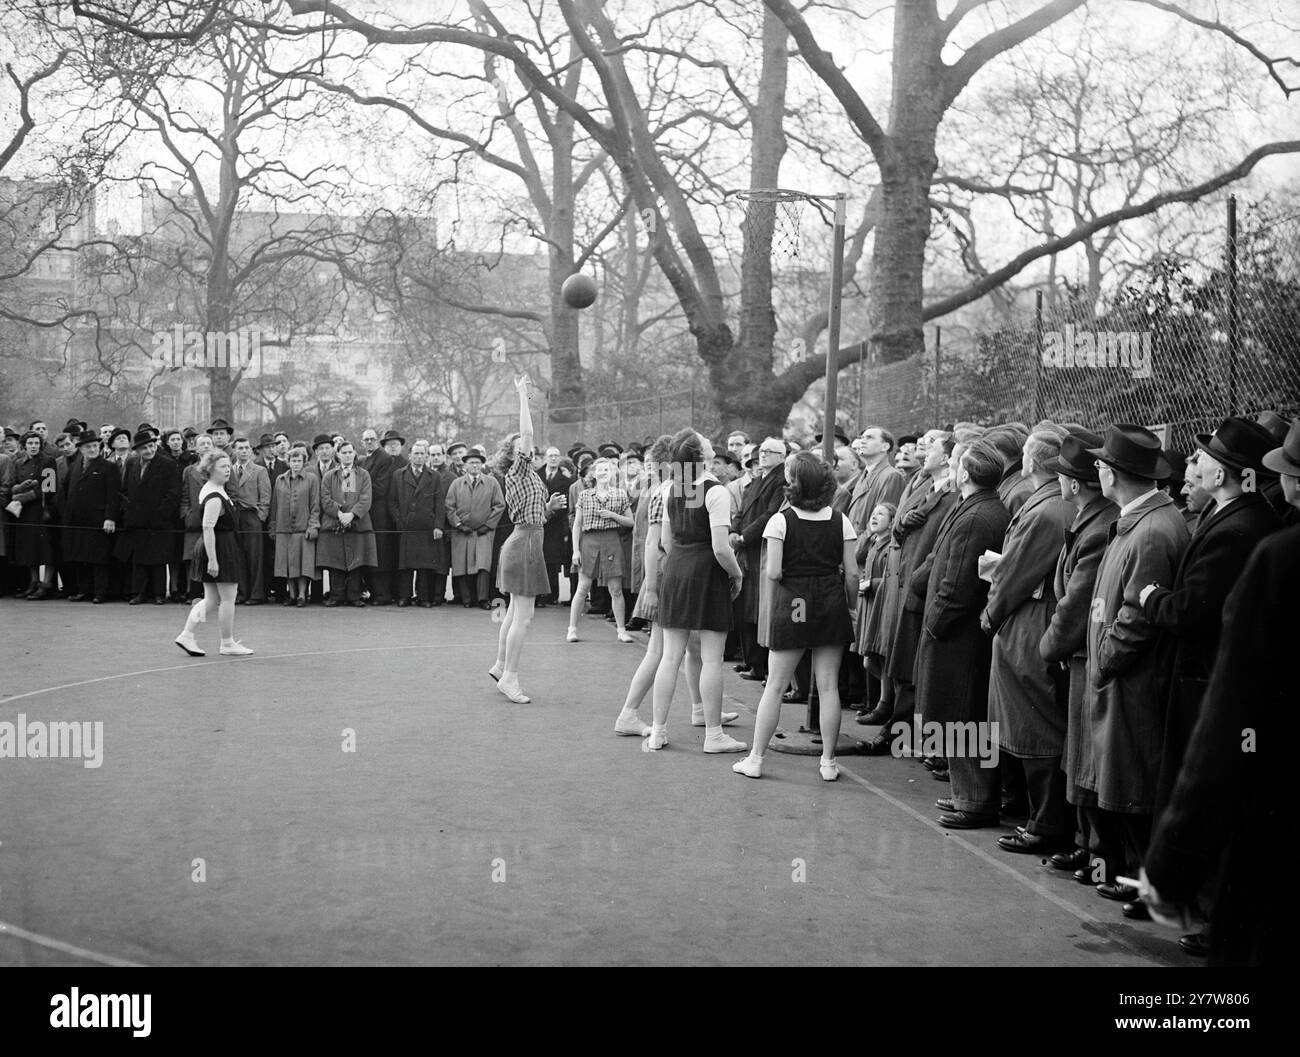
[324,599,339,607]
[245,598,263,606]
[858,705,893,725]
[1050,848,1090,870]
[733,664,752,674]
[922,756,944,770]
[996,831,1065,854]
[1121,901,1151,921]
[128,594,147,605]
[858,736,893,756]
[781,690,808,704]
[930,768,950,782]
[936,797,957,812]
[66,593,86,602]
[153,596,167,605]
[738,671,765,681]
[937,811,998,830]
[352,600,366,608]
[92,596,105,604]
[1096,882,1139,902]
[1074,867,1097,885]
[1179,932,1210,957]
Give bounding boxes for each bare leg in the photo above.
[813,644,846,777]
[217,582,237,642]
[621,621,664,713]
[503,595,534,676]
[494,598,515,669]
[696,629,728,727]
[608,576,627,632]
[652,628,689,729]
[750,649,802,756]
[567,573,593,633]
[684,631,703,709]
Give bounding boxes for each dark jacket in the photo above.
[913,489,1010,724]
[540,465,575,565]
[59,455,122,564]
[883,478,957,682]
[1145,523,1296,966]
[389,464,449,572]
[1082,491,1188,814]
[1141,490,1279,817]
[114,454,181,566]
[736,468,787,624]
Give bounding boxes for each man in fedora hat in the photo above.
[205,418,233,453]
[1079,424,1188,906]
[114,428,181,604]
[228,435,271,604]
[1038,430,1119,878]
[1253,411,1295,524]
[255,433,289,600]
[380,429,407,469]
[1141,420,1299,965]
[1133,416,1280,942]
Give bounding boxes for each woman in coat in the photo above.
[58,429,122,603]
[982,430,1073,852]
[316,440,377,607]
[913,438,1011,828]
[389,439,448,606]
[7,431,58,598]
[269,446,320,606]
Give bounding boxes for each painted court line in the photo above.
[0,640,524,705]
[0,919,144,967]
[835,763,1175,965]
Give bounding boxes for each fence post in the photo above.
[658,395,663,436]
[933,326,941,427]
[1227,194,1239,417]
[1034,290,1044,422]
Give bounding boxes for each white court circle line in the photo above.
[0,919,145,967]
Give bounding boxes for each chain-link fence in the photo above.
[856,200,1300,453]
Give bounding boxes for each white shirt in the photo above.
[763,506,857,543]
[699,471,731,529]
[1120,487,1161,517]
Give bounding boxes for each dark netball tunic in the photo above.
[657,476,732,632]
[764,506,855,650]
[190,487,243,584]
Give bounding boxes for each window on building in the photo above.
[154,392,178,426]
[192,390,211,425]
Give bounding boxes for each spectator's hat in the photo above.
[1195,416,1276,474]
[1085,424,1169,481]
[311,433,334,450]
[462,447,486,464]
[130,429,157,449]
[566,443,587,461]
[446,441,467,455]
[813,427,851,447]
[206,417,233,435]
[598,442,623,458]
[63,417,87,434]
[1257,409,1289,444]
[3,427,19,440]
[1261,418,1300,477]
[380,429,405,446]
[896,434,920,448]
[1162,450,1189,486]
[137,422,158,435]
[74,427,100,447]
[255,433,275,450]
[107,426,132,448]
[182,426,198,439]
[714,451,742,471]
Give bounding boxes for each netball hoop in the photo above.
[728,187,852,755]
[725,187,848,464]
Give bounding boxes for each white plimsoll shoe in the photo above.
[733,755,763,778]
[645,729,669,751]
[488,663,502,683]
[614,713,652,737]
[497,681,531,703]
[819,760,840,782]
[703,732,747,754]
[219,641,254,656]
[175,634,205,657]
[616,629,635,643]
[566,627,579,643]
[691,709,739,727]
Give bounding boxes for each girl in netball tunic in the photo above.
[734,452,859,781]
[174,450,252,657]
[647,428,747,753]
[613,435,740,737]
[567,457,635,643]
[487,375,561,704]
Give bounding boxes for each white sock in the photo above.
[651,722,667,737]
[705,725,723,739]
[821,756,836,768]
[748,752,764,764]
